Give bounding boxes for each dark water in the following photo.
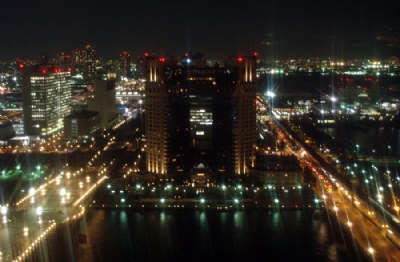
[78,210,368,262]
[320,125,400,158]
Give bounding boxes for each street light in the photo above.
[36,206,43,224]
[36,206,43,216]
[266,90,276,114]
[138,99,143,127]
[266,90,276,98]
[0,206,7,216]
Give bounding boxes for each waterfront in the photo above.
[1,73,398,261]
[78,210,368,262]
[320,125,400,158]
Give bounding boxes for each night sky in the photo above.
[1,0,399,60]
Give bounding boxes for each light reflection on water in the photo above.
[78,210,368,262]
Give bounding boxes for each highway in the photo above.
[269,114,400,261]
[307,159,400,261]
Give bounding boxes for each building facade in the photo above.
[22,66,71,136]
[64,110,100,139]
[119,51,132,79]
[87,79,116,129]
[0,120,15,140]
[145,54,256,176]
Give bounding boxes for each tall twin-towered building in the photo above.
[145,53,256,176]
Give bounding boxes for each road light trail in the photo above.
[261,100,400,260]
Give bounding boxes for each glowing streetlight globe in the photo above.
[36,207,43,216]
[266,90,276,98]
[0,206,7,216]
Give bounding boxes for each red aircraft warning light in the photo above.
[237,57,244,62]
[159,57,166,63]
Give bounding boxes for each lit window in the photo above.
[196,131,205,136]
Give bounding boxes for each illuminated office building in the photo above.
[145,54,256,175]
[22,66,71,136]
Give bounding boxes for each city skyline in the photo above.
[1,1,400,261]
[1,0,400,60]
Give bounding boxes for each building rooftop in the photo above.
[65,110,98,119]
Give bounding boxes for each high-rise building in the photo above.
[134,53,149,79]
[22,66,71,136]
[119,51,131,79]
[55,52,73,71]
[73,44,97,78]
[87,79,116,129]
[145,54,256,175]
[64,110,100,139]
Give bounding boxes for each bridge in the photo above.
[265,110,400,261]
[356,156,400,167]
[0,165,108,261]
